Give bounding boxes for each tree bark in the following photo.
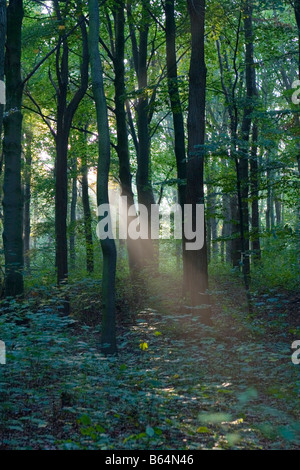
[216,35,242,268]
[295,0,300,82]
[250,121,261,260]
[81,125,94,273]
[89,0,117,355]
[275,195,281,226]
[127,0,156,269]
[293,0,300,240]
[221,192,232,264]
[165,0,188,282]
[53,0,88,290]
[113,0,139,274]
[186,0,211,323]
[239,0,255,277]
[24,127,33,272]
[165,0,186,207]
[0,0,6,146]
[69,153,77,270]
[2,0,24,297]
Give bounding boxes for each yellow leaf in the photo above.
[196,426,211,434]
[139,342,148,351]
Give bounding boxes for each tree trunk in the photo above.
[0,0,6,146]
[89,0,117,355]
[55,130,69,283]
[222,193,231,264]
[250,121,261,260]
[216,35,242,268]
[113,0,139,274]
[127,0,156,269]
[239,0,255,278]
[81,125,94,273]
[53,1,88,291]
[294,0,300,238]
[24,128,33,272]
[165,0,188,282]
[2,0,24,297]
[69,154,77,270]
[230,195,241,267]
[266,156,274,232]
[186,0,211,323]
[295,0,300,83]
[275,196,281,226]
[208,188,218,259]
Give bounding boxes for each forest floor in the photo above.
[0,272,299,450]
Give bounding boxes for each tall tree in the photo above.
[113,0,138,273]
[186,0,211,322]
[52,0,88,287]
[80,124,94,273]
[127,0,156,268]
[2,0,24,296]
[23,126,33,272]
[89,0,117,354]
[216,27,242,269]
[165,0,186,208]
[0,0,6,144]
[250,121,261,259]
[293,0,300,240]
[165,0,188,280]
[238,0,256,278]
[69,152,77,270]
[295,0,300,88]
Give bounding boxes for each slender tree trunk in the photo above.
[222,193,231,264]
[113,0,139,274]
[53,1,88,291]
[24,128,33,272]
[230,195,241,266]
[165,0,186,206]
[239,0,255,277]
[127,0,156,269]
[114,0,133,204]
[206,207,211,264]
[89,0,117,355]
[250,121,261,260]
[81,125,94,273]
[266,156,274,232]
[275,196,281,226]
[69,154,77,270]
[2,0,24,297]
[209,190,218,258]
[55,130,69,283]
[186,0,211,323]
[165,0,188,282]
[216,34,242,268]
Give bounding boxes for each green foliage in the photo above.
[252,237,299,291]
[1,271,300,449]
[0,0,299,451]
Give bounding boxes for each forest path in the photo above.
[0,282,299,450]
[121,298,300,450]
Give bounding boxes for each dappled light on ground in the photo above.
[0,279,299,449]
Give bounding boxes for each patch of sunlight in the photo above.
[230,418,244,425]
[198,412,232,424]
[221,382,232,388]
[161,387,176,394]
